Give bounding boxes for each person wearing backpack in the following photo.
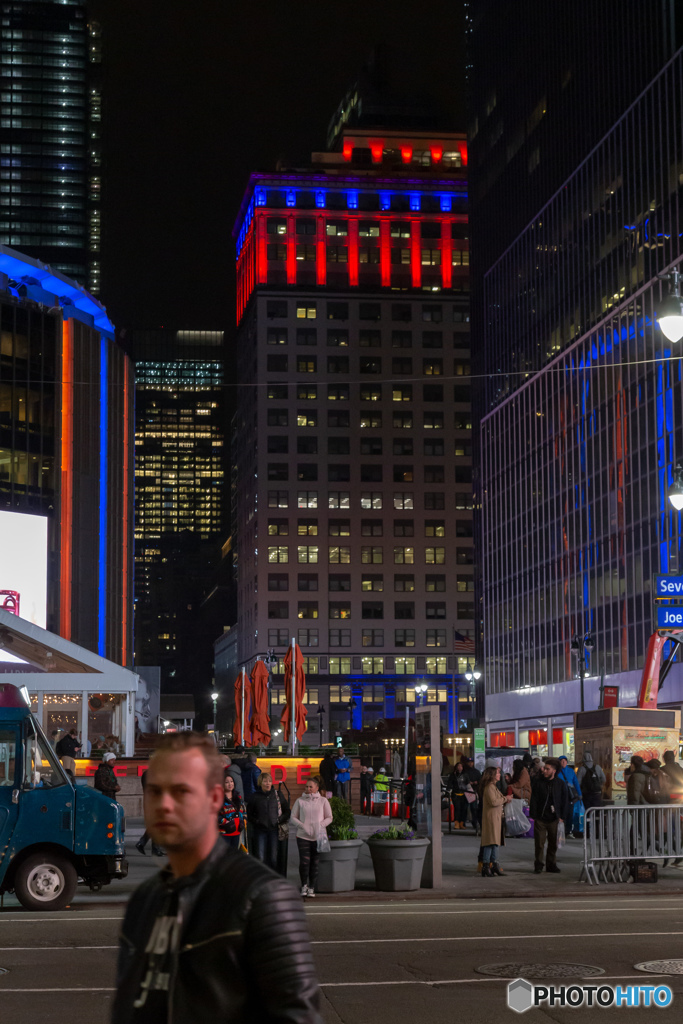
[576,752,605,810]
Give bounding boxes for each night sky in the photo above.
[88,0,466,337]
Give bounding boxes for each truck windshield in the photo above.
[0,730,16,787]
[24,723,68,789]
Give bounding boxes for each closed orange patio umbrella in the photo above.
[249,659,271,747]
[234,668,253,746]
[281,640,307,754]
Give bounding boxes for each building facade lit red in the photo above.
[230,127,473,744]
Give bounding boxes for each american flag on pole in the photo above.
[453,630,475,653]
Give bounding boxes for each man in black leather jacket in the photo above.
[112,732,322,1024]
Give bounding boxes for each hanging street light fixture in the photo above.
[657,268,683,343]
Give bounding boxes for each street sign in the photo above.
[657,605,683,628]
[655,574,683,597]
[602,685,619,709]
[474,727,486,773]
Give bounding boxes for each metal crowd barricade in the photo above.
[581,803,683,884]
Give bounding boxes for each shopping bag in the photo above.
[317,831,331,853]
[557,820,566,847]
[505,798,530,836]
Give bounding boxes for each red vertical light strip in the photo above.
[348,218,359,287]
[458,142,468,166]
[256,214,267,284]
[316,215,326,286]
[441,219,452,290]
[410,219,421,290]
[121,356,131,665]
[286,214,297,284]
[59,319,73,640]
[380,218,391,287]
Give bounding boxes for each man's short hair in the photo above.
[70,729,78,736]
[248,753,258,763]
[544,757,561,771]
[152,732,223,789]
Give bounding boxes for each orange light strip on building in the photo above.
[59,319,74,640]
[121,357,131,665]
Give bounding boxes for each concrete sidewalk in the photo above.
[125,815,683,901]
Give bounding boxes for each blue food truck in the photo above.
[0,682,127,910]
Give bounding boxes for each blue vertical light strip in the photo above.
[98,335,108,656]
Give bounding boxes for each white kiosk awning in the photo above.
[0,608,139,756]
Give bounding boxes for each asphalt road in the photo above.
[1,843,683,1023]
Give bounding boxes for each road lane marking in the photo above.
[307,906,683,917]
[309,898,683,909]
[0,987,116,993]
[0,946,117,951]
[312,929,683,944]
[0,921,122,929]
[320,974,673,988]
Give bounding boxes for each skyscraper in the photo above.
[0,244,133,664]
[231,108,474,744]
[469,2,683,754]
[0,0,102,293]
[129,328,227,691]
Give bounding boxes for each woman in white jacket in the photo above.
[290,778,333,897]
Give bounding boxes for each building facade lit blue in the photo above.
[478,46,683,753]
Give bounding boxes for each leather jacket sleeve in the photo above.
[245,876,323,1024]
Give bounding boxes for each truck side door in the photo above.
[8,719,74,858]
[0,725,20,872]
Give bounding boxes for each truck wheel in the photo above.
[14,852,77,911]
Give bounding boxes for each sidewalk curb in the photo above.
[309,885,683,902]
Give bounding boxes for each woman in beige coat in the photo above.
[480,766,512,877]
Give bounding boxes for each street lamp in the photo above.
[669,463,683,511]
[415,682,428,706]
[316,704,326,745]
[464,664,481,705]
[349,698,358,733]
[570,632,595,712]
[210,691,218,733]
[657,268,683,343]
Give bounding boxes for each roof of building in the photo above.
[0,608,137,683]
[0,245,114,339]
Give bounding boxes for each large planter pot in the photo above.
[367,837,430,891]
[317,839,364,893]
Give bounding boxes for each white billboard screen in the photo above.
[0,510,48,629]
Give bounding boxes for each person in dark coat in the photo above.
[662,750,683,799]
[359,765,374,814]
[112,732,323,1024]
[94,752,120,801]
[56,728,82,759]
[241,753,262,800]
[529,758,571,874]
[626,755,651,804]
[247,773,290,871]
[135,769,164,857]
[318,752,336,795]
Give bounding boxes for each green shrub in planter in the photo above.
[327,796,358,840]
[317,796,362,893]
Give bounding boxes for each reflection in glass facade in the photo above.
[481,49,683,694]
[0,1,102,293]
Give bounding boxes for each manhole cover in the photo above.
[635,960,683,975]
[476,963,605,979]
